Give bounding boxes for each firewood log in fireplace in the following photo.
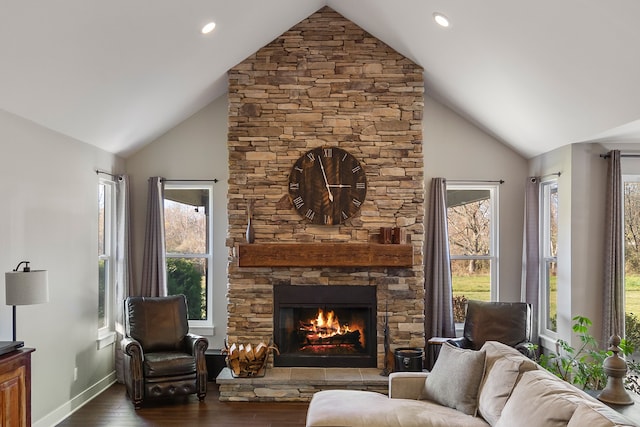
[300,330,362,348]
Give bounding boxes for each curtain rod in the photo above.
[600,153,640,159]
[95,169,118,179]
[161,178,219,183]
[445,179,505,184]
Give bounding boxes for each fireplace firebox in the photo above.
[273,285,377,368]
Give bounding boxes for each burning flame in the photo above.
[312,309,352,337]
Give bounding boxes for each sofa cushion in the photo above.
[422,342,486,416]
[144,351,196,377]
[494,370,580,427]
[306,389,490,427]
[477,341,538,425]
[481,340,532,366]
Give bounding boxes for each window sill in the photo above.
[97,331,116,350]
[454,322,464,338]
[538,333,558,353]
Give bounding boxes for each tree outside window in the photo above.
[164,184,213,324]
[623,178,640,353]
[540,181,558,334]
[98,179,115,334]
[447,185,499,322]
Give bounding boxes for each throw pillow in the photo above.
[477,354,537,425]
[422,342,486,416]
[566,403,625,427]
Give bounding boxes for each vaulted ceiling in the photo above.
[2,1,640,158]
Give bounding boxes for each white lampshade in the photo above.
[5,270,49,306]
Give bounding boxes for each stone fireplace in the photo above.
[225,6,425,377]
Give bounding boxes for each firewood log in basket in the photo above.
[223,339,279,378]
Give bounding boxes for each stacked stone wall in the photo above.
[226,6,425,368]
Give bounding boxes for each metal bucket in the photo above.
[394,347,424,372]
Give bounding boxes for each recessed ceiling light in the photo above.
[201,22,216,34]
[433,13,450,28]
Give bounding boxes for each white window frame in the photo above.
[164,181,215,335]
[447,183,500,302]
[98,178,116,348]
[622,174,640,338]
[539,179,558,339]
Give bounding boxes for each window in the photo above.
[164,182,214,331]
[624,176,640,348]
[98,179,115,337]
[447,184,499,322]
[540,180,558,335]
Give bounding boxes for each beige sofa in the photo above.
[306,341,636,427]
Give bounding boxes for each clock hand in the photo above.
[328,184,351,188]
[318,157,334,202]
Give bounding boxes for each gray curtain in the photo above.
[114,174,133,383]
[521,177,540,342]
[603,150,624,343]
[140,176,167,297]
[424,178,455,341]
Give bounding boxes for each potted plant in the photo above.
[531,316,639,394]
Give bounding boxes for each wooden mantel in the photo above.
[237,243,413,268]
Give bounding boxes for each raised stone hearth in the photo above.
[216,367,388,402]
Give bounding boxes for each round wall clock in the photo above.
[288,146,367,225]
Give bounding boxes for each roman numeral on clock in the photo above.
[356,182,365,189]
[293,196,304,209]
[305,209,316,220]
[323,148,332,158]
[289,182,299,190]
[352,198,362,207]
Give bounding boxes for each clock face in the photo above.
[288,146,367,225]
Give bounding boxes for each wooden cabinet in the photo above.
[0,349,33,427]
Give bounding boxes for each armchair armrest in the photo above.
[121,337,143,360]
[185,333,209,356]
[121,336,144,407]
[388,372,429,399]
[446,337,470,348]
[514,341,535,359]
[185,333,209,398]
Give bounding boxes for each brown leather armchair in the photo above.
[448,300,533,356]
[121,295,208,408]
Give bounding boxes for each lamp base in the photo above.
[12,305,16,342]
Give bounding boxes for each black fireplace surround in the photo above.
[273,284,377,368]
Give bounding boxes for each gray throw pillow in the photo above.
[422,342,486,416]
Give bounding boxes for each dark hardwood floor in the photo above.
[55,383,309,427]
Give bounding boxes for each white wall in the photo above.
[423,97,529,301]
[0,109,124,426]
[529,142,608,350]
[125,96,229,350]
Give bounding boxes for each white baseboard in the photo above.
[34,372,117,427]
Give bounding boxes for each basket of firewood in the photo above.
[223,339,279,378]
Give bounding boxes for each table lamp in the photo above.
[5,261,49,341]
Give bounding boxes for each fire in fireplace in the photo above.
[273,285,376,367]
